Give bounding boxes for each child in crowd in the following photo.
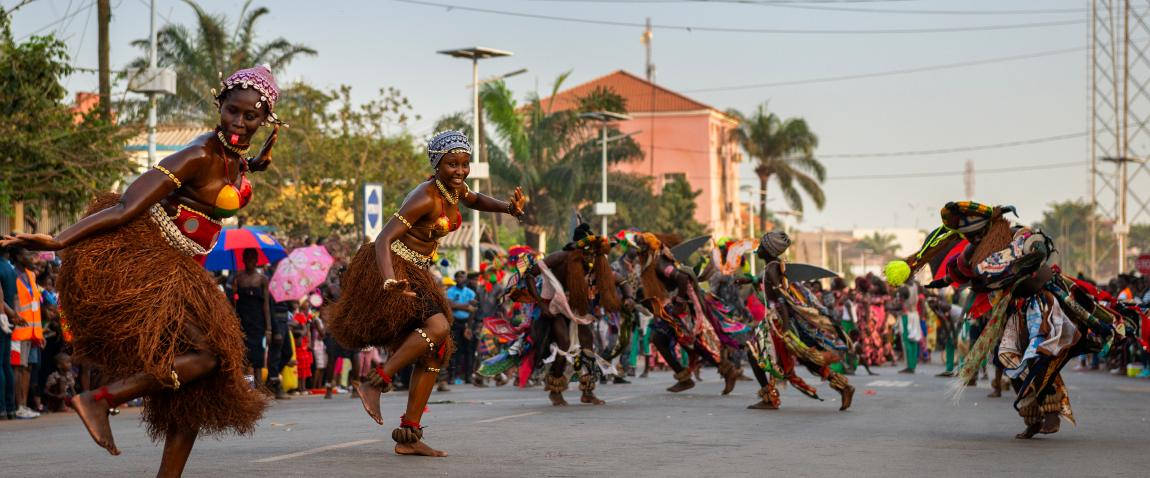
[43,353,76,412]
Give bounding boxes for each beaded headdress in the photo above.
[212,64,284,125]
[427,130,472,170]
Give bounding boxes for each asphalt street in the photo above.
[2,362,1148,477]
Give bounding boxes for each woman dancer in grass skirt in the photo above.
[1,65,283,477]
[327,131,525,457]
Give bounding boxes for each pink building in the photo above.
[540,70,744,237]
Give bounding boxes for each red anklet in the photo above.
[91,386,119,407]
[375,366,393,384]
[400,415,421,429]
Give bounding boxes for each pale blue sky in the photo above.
[6,0,1096,230]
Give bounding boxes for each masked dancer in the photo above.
[327,131,525,457]
[885,201,1130,439]
[2,65,284,477]
[627,232,742,395]
[745,232,855,411]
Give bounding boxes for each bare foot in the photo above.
[395,440,448,457]
[666,379,695,393]
[355,381,383,425]
[70,393,120,455]
[549,392,568,406]
[580,393,606,405]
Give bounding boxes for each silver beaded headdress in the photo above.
[211,64,286,125]
[427,130,472,169]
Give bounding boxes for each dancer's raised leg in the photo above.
[73,324,219,456]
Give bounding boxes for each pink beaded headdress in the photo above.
[212,64,285,125]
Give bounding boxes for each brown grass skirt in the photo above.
[327,242,452,353]
[57,193,265,441]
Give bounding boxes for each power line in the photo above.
[820,132,1088,159]
[16,0,93,41]
[395,0,1086,35]
[681,46,1083,93]
[825,161,1085,181]
[536,0,1087,15]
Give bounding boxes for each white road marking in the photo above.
[252,439,382,463]
[865,380,912,388]
[607,395,637,402]
[473,411,542,424]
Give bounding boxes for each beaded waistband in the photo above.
[149,204,212,256]
[391,240,436,269]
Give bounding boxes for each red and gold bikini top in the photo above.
[212,132,253,218]
[393,179,462,239]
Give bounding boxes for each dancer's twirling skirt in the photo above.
[327,241,453,353]
[57,194,265,440]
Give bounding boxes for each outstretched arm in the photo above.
[374,185,435,290]
[1,149,205,251]
[461,186,526,218]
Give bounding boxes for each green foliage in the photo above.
[241,82,423,238]
[857,232,900,257]
[0,11,133,215]
[728,103,823,229]
[127,0,317,124]
[655,176,707,238]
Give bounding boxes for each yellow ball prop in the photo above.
[884,260,911,286]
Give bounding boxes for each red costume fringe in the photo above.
[57,194,265,441]
[326,242,453,353]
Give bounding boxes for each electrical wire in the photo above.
[534,0,1087,15]
[16,0,93,41]
[395,0,1086,35]
[825,160,1085,181]
[681,46,1084,92]
[820,132,1088,159]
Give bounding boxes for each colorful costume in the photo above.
[746,232,854,411]
[886,201,1135,438]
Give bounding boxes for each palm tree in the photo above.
[480,74,642,250]
[857,232,900,257]
[729,104,824,230]
[128,0,316,123]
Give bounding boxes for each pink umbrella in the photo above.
[269,245,334,303]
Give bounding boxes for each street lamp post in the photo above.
[580,111,631,237]
[437,47,512,270]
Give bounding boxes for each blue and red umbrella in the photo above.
[200,227,286,271]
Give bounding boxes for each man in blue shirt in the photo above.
[445,271,476,388]
[0,247,19,419]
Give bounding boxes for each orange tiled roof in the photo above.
[539,70,720,114]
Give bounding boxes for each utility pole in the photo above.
[1090,0,1099,278]
[97,0,112,120]
[147,0,157,167]
[1121,0,1131,274]
[642,18,656,178]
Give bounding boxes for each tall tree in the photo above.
[128,0,316,123]
[857,232,899,257]
[728,104,824,229]
[0,10,133,217]
[241,82,423,238]
[480,75,643,251]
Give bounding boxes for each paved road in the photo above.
[2,363,1148,477]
